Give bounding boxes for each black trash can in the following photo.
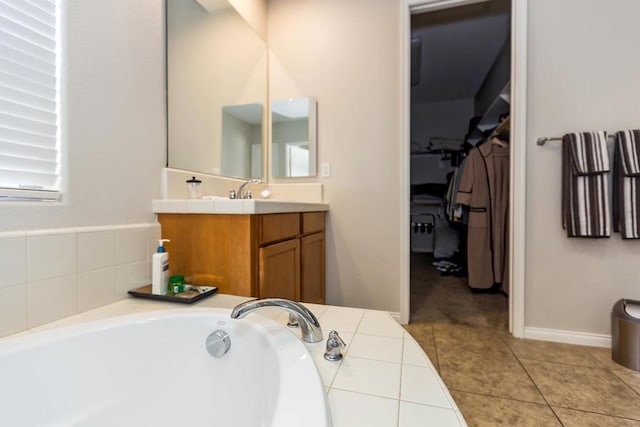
[612,298,640,371]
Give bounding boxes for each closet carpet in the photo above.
[405,252,640,427]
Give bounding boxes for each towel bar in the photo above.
[537,134,617,146]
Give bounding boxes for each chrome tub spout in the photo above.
[231,298,323,343]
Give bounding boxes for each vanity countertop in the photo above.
[15,295,466,427]
[152,198,329,214]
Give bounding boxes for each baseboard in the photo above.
[524,327,611,348]
[389,312,402,324]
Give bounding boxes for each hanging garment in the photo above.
[613,130,640,239]
[455,139,509,292]
[445,163,465,223]
[561,132,611,238]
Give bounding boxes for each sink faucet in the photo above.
[230,298,323,343]
[236,178,262,199]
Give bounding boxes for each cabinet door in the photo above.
[300,232,325,304]
[259,239,300,300]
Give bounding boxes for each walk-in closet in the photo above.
[409,0,511,328]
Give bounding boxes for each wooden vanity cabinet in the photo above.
[157,211,325,303]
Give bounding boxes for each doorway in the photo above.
[399,0,527,336]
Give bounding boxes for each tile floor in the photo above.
[405,253,640,426]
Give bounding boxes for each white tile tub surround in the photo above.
[0,233,26,288]
[13,297,466,426]
[0,284,27,337]
[0,224,159,338]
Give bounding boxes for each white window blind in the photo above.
[0,0,60,201]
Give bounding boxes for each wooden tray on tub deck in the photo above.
[128,284,218,304]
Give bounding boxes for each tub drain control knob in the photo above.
[206,330,231,358]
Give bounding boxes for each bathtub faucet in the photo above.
[230,298,323,343]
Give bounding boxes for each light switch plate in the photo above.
[321,163,331,178]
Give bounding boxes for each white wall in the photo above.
[268,0,401,312]
[1,0,166,232]
[526,0,640,336]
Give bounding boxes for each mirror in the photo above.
[271,97,318,178]
[166,0,267,179]
[221,103,262,178]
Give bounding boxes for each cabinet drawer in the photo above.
[259,213,300,244]
[302,212,325,234]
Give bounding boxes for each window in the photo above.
[0,0,61,201]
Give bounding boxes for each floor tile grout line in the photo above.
[512,349,640,422]
[608,368,640,399]
[409,253,640,425]
[515,355,616,370]
[484,329,567,424]
[514,353,640,408]
[584,346,640,399]
[547,406,567,426]
[447,387,555,407]
[397,335,405,426]
[490,328,635,426]
[509,348,568,426]
[549,403,640,423]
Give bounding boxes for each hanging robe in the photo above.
[455,140,510,293]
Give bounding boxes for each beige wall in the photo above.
[268,0,402,312]
[526,0,640,336]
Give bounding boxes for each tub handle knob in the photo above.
[324,330,346,362]
[206,330,231,358]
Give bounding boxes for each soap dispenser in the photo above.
[152,239,170,295]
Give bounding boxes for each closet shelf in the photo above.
[476,81,510,131]
[467,81,511,145]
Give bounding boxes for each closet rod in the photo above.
[536,134,617,146]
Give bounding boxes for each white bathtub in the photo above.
[0,308,330,427]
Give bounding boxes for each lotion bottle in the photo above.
[152,239,170,294]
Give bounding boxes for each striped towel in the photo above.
[613,130,640,238]
[561,132,611,238]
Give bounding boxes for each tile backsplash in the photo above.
[0,223,160,337]
[161,168,324,203]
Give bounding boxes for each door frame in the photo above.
[398,0,527,338]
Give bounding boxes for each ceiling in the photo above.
[195,0,232,13]
[223,104,262,124]
[411,0,510,104]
